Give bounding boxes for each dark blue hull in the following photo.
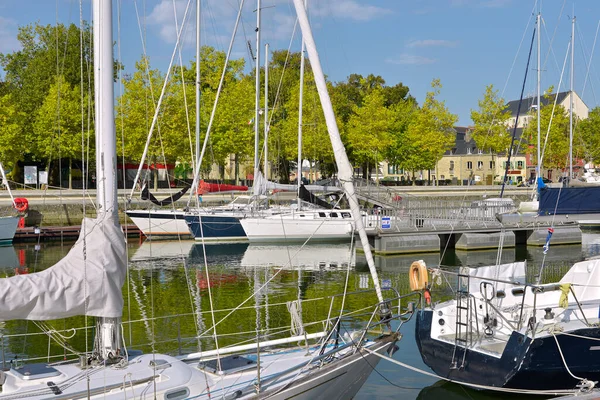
[540,186,600,215]
[416,309,600,390]
[184,214,247,241]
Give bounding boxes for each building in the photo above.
[436,127,527,185]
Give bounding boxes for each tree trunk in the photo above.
[235,154,239,185]
[68,158,73,190]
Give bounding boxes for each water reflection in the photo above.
[3,232,600,399]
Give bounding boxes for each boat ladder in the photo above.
[450,271,472,370]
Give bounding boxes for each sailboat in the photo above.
[0,163,22,246]
[0,1,408,398]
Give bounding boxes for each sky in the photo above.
[1,0,600,125]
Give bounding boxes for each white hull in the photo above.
[0,216,19,245]
[240,209,378,243]
[0,336,393,399]
[126,209,190,237]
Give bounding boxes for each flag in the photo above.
[543,227,554,254]
[248,118,254,125]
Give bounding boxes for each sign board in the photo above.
[381,216,391,230]
[38,171,48,185]
[24,166,38,185]
[382,279,392,289]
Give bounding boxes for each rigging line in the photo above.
[171,0,196,180]
[129,0,193,198]
[541,0,566,73]
[500,0,538,97]
[500,23,536,198]
[540,42,569,170]
[187,0,246,207]
[578,22,599,106]
[582,20,600,98]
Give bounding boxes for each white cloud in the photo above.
[406,39,458,48]
[386,54,436,65]
[147,0,196,46]
[0,16,19,54]
[310,0,390,21]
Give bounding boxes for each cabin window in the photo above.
[165,388,190,400]
[330,212,338,218]
[342,212,351,218]
[318,212,326,218]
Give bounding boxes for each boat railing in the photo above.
[0,287,408,368]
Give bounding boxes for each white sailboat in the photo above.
[0,163,21,246]
[0,1,410,398]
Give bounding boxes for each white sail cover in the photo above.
[0,216,126,320]
[252,170,341,196]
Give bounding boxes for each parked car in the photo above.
[527,177,552,186]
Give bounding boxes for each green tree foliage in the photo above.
[34,76,90,188]
[579,107,600,163]
[385,98,418,168]
[403,79,458,172]
[470,84,511,154]
[346,89,394,174]
[524,88,571,169]
[0,22,94,157]
[0,95,26,177]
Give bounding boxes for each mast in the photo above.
[254,0,261,177]
[297,0,307,209]
[536,12,541,182]
[264,43,269,179]
[292,0,384,304]
[569,15,575,182]
[195,0,201,173]
[93,0,121,360]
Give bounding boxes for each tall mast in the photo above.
[264,43,269,179]
[569,14,575,182]
[93,0,121,361]
[195,0,201,171]
[254,0,261,177]
[291,0,383,304]
[536,12,541,181]
[297,0,307,209]
[94,0,117,219]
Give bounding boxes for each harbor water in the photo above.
[1,231,600,399]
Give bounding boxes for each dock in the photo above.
[14,224,141,242]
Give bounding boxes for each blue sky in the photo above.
[1,0,599,125]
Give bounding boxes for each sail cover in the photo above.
[0,216,126,321]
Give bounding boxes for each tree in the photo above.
[0,95,26,179]
[470,84,511,153]
[403,79,458,176]
[0,22,94,158]
[579,107,600,164]
[523,88,571,169]
[385,98,418,170]
[34,76,90,188]
[346,89,394,178]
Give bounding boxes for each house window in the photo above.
[449,161,455,171]
[451,148,457,155]
[477,161,483,170]
[489,161,495,169]
[440,175,445,180]
[467,161,473,170]
[466,147,472,155]
[517,160,524,169]
[478,148,483,155]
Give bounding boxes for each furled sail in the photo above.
[141,185,189,206]
[252,171,341,196]
[0,216,126,321]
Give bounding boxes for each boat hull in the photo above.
[416,309,600,390]
[126,209,191,238]
[185,214,247,242]
[0,216,19,245]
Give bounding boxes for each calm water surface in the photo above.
[1,230,600,399]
